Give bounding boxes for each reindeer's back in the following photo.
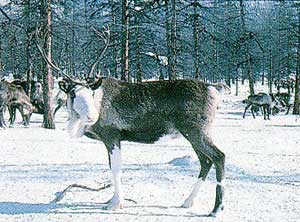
[95,79,215,133]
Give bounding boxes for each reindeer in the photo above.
[58,77,225,217]
[274,79,295,94]
[0,82,7,128]
[274,92,291,115]
[9,79,67,124]
[37,25,225,217]
[242,93,276,120]
[7,79,42,126]
[0,80,33,127]
[30,81,67,116]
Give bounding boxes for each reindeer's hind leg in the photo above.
[179,127,225,217]
[0,109,6,128]
[181,151,212,208]
[8,105,16,127]
[18,106,30,126]
[262,105,270,120]
[202,136,225,217]
[267,105,271,120]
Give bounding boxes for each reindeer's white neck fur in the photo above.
[67,86,102,138]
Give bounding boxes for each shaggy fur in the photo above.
[0,80,33,127]
[61,77,225,216]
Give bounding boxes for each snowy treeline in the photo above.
[0,1,300,85]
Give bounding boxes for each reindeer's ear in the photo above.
[59,81,69,93]
[89,77,104,90]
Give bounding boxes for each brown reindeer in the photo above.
[59,77,225,217]
[7,79,42,126]
[274,92,291,114]
[8,80,66,125]
[0,79,33,127]
[37,26,225,217]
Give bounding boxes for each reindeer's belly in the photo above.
[120,124,177,144]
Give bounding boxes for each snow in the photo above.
[0,0,8,7]
[0,83,300,222]
[168,155,194,166]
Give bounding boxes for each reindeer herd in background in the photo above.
[0,78,66,128]
[243,78,295,120]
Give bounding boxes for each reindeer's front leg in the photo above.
[104,142,124,210]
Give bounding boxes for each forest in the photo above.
[0,1,299,91]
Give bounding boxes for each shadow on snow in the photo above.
[0,202,209,217]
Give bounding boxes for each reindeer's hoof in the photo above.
[103,195,124,211]
[181,198,194,208]
[208,205,224,217]
[103,201,124,211]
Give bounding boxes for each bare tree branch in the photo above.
[50,183,137,204]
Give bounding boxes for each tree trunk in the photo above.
[287,31,292,82]
[0,31,2,73]
[25,0,33,97]
[165,0,172,80]
[111,0,118,79]
[169,0,177,80]
[293,8,300,115]
[135,16,142,83]
[42,0,55,129]
[268,49,273,93]
[241,68,245,85]
[71,10,76,77]
[235,67,239,96]
[239,0,255,95]
[9,33,17,77]
[193,0,200,79]
[262,56,265,85]
[121,0,129,82]
[246,55,255,95]
[83,0,89,78]
[277,0,284,80]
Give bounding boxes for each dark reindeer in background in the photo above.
[274,79,295,94]
[8,79,41,125]
[7,79,67,126]
[0,79,33,127]
[274,92,292,114]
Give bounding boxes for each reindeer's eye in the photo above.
[69,89,76,99]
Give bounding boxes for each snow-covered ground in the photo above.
[0,84,299,222]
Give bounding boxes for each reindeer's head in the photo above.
[36,24,110,137]
[59,77,103,137]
